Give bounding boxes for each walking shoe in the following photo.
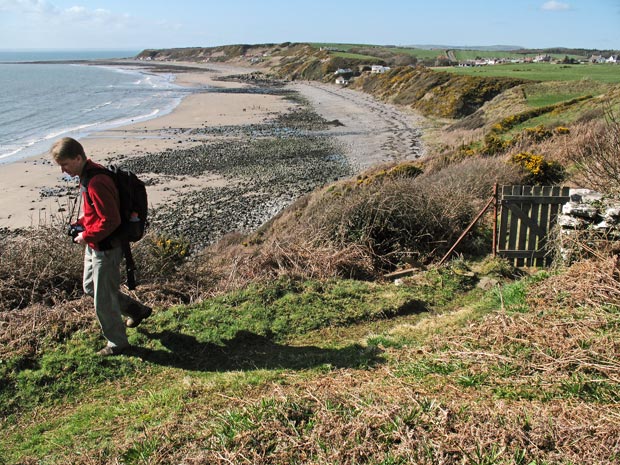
[126,304,152,328]
[97,345,129,356]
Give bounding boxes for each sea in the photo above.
[0,50,193,165]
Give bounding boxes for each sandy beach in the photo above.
[0,61,425,236]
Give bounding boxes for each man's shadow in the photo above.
[133,329,384,371]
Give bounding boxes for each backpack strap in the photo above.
[122,240,137,290]
[81,166,112,207]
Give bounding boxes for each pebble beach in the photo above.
[0,61,425,247]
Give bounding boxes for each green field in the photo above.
[310,43,587,62]
[311,43,442,60]
[332,51,382,61]
[436,62,620,83]
[451,50,583,61]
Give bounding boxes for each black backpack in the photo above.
[82,164,148,243]
[82,164,148,289]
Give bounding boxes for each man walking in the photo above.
[51,137,151,356]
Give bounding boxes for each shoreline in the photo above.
[0,62,293,230]
[0,60,426,241]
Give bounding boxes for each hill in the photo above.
[2,230,619,463]
[2,42,620,463]
[135,42,620,124]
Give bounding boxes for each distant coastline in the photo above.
[0,49,139,63]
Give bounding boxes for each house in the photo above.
[371,65,391,74]
[607,55,618,64]
[334,68,353,75]
[335,76,349,86]
[533,54,551,63]
[589,55,606,63]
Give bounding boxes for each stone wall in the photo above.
[557,188,620,262]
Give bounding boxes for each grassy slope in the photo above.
[3,45,620,464]
[2,262,619,464]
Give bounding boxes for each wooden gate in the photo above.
[497,185,570,267]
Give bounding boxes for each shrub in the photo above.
[131,232,191,282]
[386,162,424,179]
[567,112,620,196]
[0,227,83,311]
[482,133,513,155]
[510,152,566,185]
[303,156,522,267]
[519,125,554,143]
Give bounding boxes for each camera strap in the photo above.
[67,186,81,225]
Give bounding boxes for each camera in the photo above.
[66,224,84,241]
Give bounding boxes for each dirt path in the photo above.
[289,81,426,171]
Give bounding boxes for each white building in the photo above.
[371,65,391,74]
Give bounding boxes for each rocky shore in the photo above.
[111,89,352,248]
[0,62,424,246]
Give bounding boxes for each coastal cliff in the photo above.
[135,43,527,119]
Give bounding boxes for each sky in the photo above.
[0,0,619,51]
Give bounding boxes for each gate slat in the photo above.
[517,186,532,266]
[528,186,543,266]
[507,186,521,259]
[498,185,511,253]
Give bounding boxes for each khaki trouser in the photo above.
[83,246,141,348]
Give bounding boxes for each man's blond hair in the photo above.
[50,137,86,162]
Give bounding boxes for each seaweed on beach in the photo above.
[124,135,351,248]
[107,94,353,248]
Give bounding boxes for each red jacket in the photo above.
[77,160,121,250]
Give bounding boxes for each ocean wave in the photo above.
[0,121,110,164]
[81,101,113,113]
[102,108,162,127]
[0,63,188,165]
[0,144,28,160]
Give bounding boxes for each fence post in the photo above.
[492,183,498,258]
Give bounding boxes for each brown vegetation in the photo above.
[0,226,83,311]
[4,52,620,464]
[351,66,527,118]
[566,112,620,195]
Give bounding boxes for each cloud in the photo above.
[0,0,59,15]
[0,0,134,28]
[63,5,131,25]
[541,1,571,11]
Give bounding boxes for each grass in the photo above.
[451,50,584,61]
[437,63,620,83]
[1,269,476,412]
[522,80,611,107]
[332,51,383,61]
[526,91,593,107]
[4,53,620,463]
[309,43,442,59]
[2,258,620,463]
[310,43,585,62]
[0,264,483,462]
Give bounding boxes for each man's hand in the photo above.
[74,232,86,245]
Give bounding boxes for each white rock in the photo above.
[562,202,599,219]
[569,188,603,203]
[558,214,583,228]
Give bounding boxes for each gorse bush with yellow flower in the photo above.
[510,152,566,185]
[148,234,191,276]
